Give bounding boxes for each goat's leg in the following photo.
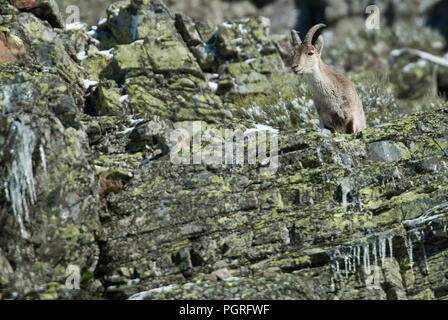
[345,119,355,134]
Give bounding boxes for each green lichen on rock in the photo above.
[112,42,152,78]
[93,108,448,300]
[94,81,123,116]
[2,0,448,301]
[145,39,203,76]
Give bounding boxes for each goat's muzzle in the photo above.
[292,64,303,74]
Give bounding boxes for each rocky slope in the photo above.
[0,0,448,300]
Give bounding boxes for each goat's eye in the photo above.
[307,52,314,56]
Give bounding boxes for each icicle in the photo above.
[388,235,394,258]
[4,181,10,202]
[372,238,378,266]
[332,249,341,276]
[5,121,37,237]
[415,230,429,274]
[316,146,324,164]
[354,246,360,272]
[329,256,338,292]
[39,144,47,176]
[404,233,414,272]
[344,256,349,278]
[342,190,347,212]
[356,246,361,266]
[379,237,386,267]
[363,244,370,274]
[349,247,355,272]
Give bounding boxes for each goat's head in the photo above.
[290,24,326,74]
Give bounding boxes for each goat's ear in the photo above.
[315,35,324,55]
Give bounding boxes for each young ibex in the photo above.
[290,24,366,133]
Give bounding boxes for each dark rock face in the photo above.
[0,0,448,300]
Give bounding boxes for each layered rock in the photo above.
[0,0,100,297]
[0,0,448,300]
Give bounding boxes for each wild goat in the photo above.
[290,24,366,134]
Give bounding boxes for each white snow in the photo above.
[207,81,218,92]
[82,79,98,89]
[392,48,448,68]
[65,22,86,31]
[119,95,129,104]
[110,8,120,16]
[223,276,240,282]
[76,51,88,61]
[245,124,279,134]
[222,22,233,28]
[128,117,145,125]
[86,26,97,37]
[117,127,134,135]
[96,49,114,59]
[128,284,176,300]
[402,202,448,228]
[238,24,246,35]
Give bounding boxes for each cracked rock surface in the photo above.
[1,0,448,300]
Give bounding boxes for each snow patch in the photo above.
[245,124,279,134]
[97,49,114,59]
[82,79,98,89]
[65,22,86,31]
[119,95,129,104]
[98,18,107,26]
[222,21,233,28]
[207,81,218,92]
[76,51,88,61]
[238,24,246,35]
[117,127,134,135]
[223,276,240,282]
[128,284,176,300]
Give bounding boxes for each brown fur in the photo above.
[0,32,26,62]
[290,26,366,134]
[99,175,124,198]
